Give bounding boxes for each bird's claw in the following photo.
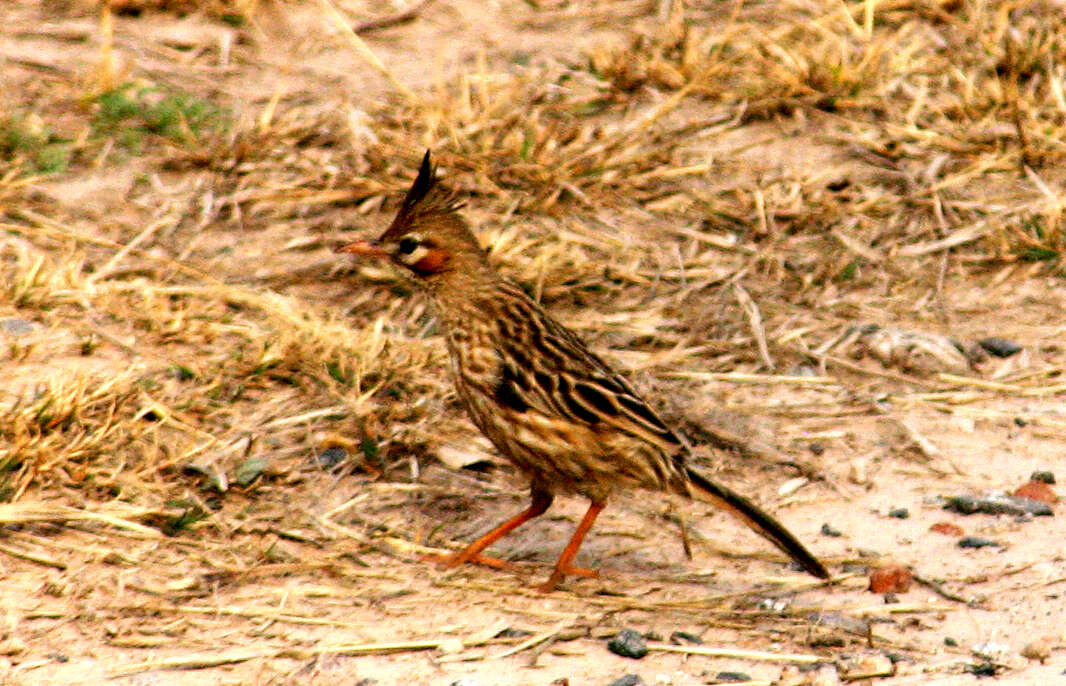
[536,565,599,593]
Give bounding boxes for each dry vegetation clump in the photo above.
[588,1,1066,264]
[0,372,144,499]
[0,218,445,512]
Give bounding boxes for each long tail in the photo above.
[684,466,830,579]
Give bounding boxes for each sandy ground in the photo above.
[2,2,1066,685]
[5,396,1066,686]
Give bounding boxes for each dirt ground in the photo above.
[2,1,1066,685]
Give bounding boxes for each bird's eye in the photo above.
[398,236,420,254]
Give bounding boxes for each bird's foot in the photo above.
[536,565,599,593]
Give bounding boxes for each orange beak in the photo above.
[336,239,388,259]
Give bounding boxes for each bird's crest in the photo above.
[387,150,464,234]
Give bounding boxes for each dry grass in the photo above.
[1,0,1066,681]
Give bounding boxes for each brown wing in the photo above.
[492,282,685,454]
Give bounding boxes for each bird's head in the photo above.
[337,151,487,283]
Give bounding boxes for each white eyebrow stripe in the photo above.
[397,244,429,265]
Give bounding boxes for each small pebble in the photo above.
[713,672,752,683]
[944,493,1052,517]
[820,523,842,537]
[944,637,958,647]
[1031,471,1056,485]
[869,565,912,593]
[977,337,1022,358]
[314,447,347,468]
[929,521,964,536]
[809,442,825,456]
[1012,480,1058,506]
[958,536,1000,549]
[606,675,645,686]
[608,629,648,659]
[0,318,35,337]
[1014,417,1028,427]
[838,653,894,680]
[888,508,909,519]
[496,627,533,638]
[807,611,870,635]
[972,641,1011,660]
[965,662,998,676]
[669,631,702,645]
[1021,639,1051,662]
[758,597,791,612]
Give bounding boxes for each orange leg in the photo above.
[423,487,553,570]
[537,500,605,593]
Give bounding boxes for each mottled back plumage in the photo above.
[338,151,829,589]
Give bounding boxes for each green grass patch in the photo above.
[92,82,229,152]
[0,112,71,175]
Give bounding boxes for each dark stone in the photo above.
[944,636,958,646]
[1031,471,1056,485]
[607,629,648,659]
[820,523,843,537]
[669,631,702,645]
[606,676,645,686]
[714,673,752,683]
[977,337,1022,358]
[809,442,825,456]
[314,447,347,467]
[944,494,1052,517]
[965,661,1000,677]
[958,536,1000,549]
[888,508,910,519]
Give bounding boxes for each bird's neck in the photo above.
[425,268,508,329]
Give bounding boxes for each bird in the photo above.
[337,151,829,591]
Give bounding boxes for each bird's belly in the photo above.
[461,391,668,501]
